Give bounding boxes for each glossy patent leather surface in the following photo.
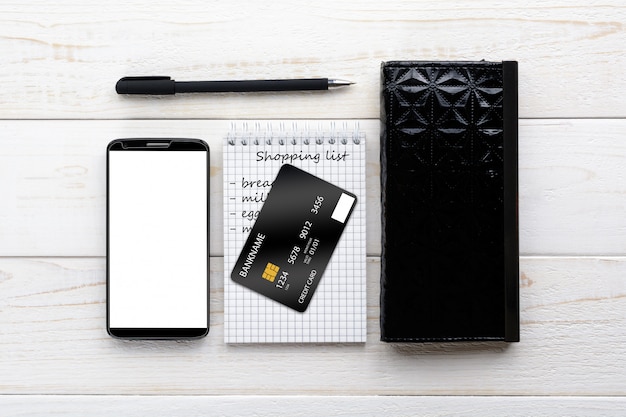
[380,61,519,342]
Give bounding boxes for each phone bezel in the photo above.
[106,138,210,339]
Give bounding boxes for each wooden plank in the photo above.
[2,395,626,417]
[0,119,379,256]
[1,119,626,256]
[1,1,625,119]
[0,256,625,395]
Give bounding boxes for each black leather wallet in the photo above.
[380,61,519,342]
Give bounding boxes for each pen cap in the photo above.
[116,76,176,95]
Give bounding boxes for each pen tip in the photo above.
[328,79,355,88]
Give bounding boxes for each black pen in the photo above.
[115,76,354,95]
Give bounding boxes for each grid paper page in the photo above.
[223,121,366,343]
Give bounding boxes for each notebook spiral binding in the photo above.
[227,122,364,146]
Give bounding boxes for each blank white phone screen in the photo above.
[108,150,208,329]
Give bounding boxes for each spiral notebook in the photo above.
[223,121,366,343]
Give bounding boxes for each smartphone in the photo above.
[107,138,209,339]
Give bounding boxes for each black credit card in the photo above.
[231,164,357,312]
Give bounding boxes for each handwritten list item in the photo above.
[223,122,366,343]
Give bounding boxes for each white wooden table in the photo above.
[1,2,626,415]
